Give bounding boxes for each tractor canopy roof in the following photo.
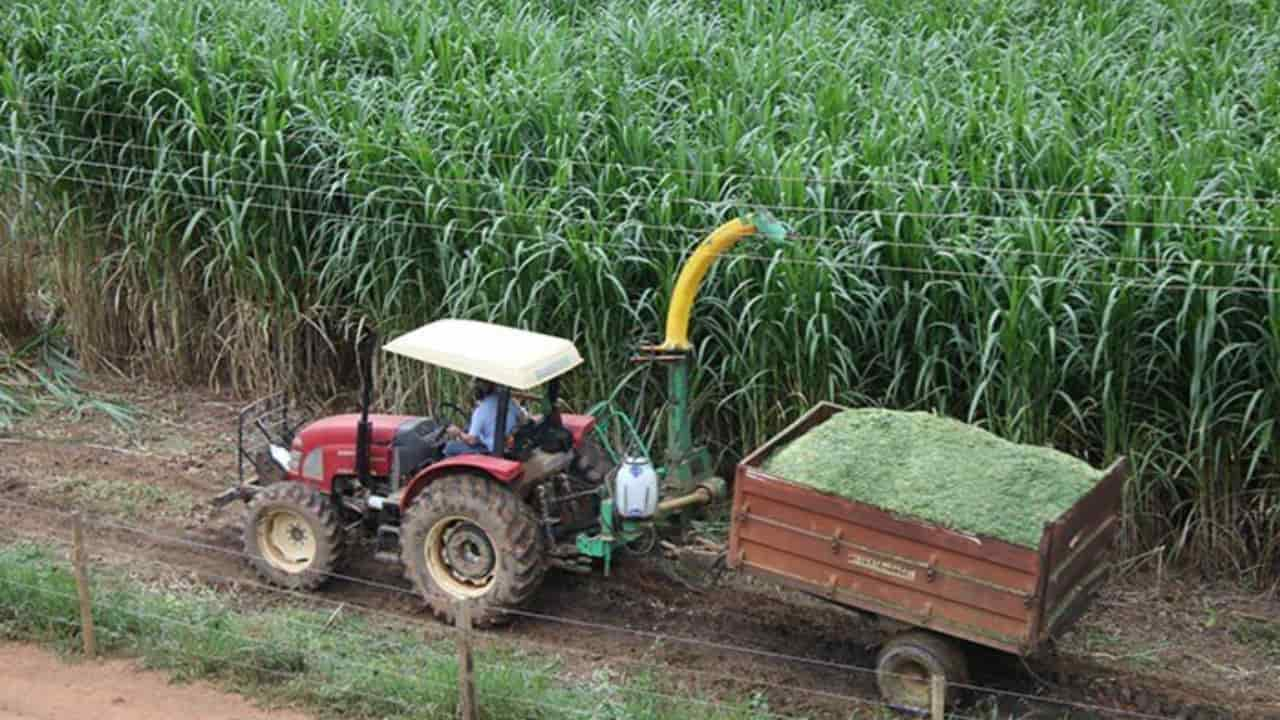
[381,318,584,390]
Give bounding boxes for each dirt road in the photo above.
[0,642,312,720]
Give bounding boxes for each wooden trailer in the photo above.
[727,402,1128,711]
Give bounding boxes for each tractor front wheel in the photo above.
[400,474,546,627]
[242,483,344,590]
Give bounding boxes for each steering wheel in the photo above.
[435,401,470,432]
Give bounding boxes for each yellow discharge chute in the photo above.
[658,211,788,351]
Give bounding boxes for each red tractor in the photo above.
[214,211,790,626]
[214,319,613,626]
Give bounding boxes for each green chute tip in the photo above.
[742,208,790,241]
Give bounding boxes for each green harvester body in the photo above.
[571,211,790,572]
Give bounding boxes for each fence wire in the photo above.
[0,493,1188,720]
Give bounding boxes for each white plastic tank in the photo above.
[615,456,659,520]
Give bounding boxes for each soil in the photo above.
[1,375,1278,720]
[0,641,313,720]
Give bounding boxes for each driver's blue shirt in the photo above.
[468,394,521,453]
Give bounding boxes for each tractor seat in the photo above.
[507,415,572,460]
[392,417,445,482]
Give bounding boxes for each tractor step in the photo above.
[374,524,402,564]
[548,543,594,574]
[549,556,594,574]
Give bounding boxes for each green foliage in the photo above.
[0,0,1277,580]
[0,326,136,431]
[762,409,1102,548]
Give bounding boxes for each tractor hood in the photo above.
[296,413,421,448]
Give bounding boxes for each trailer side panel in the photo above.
[729,465,1042,654]
[1037,458,1127,642]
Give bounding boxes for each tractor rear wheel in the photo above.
[874,630,969,711]
[400,474,546,627]
[242,483,344,590]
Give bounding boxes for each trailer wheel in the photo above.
[875,631,969,712]
[400,473,546,627]
[243,482,344,590]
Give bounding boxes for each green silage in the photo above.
[761,409,1103,549]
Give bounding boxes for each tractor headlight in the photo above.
[268,444,293,471]
[288,449,302,473]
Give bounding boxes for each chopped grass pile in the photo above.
[761,409,1103,549]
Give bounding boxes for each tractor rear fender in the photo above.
[559,414,596,447]
[398,455,523,510]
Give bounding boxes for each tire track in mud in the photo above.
[0,478,1253,720]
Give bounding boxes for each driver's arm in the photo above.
[449,401,491,446]
[449,427,480,444]
[447,409,483,444]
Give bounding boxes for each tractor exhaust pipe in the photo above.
[355,330,377,490]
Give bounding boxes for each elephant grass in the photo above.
[0,0,1277,583]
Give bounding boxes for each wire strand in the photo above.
[0,531,1133,720]
[0,495,1181,719]
[12,125,1280,234]
[10,139,1280,273]
[0,519,941,717]
[8,100,1280,209]
[1,521,893,715]
[7,165,1280,295]
[0,560,815,720]
[10,144,1280,240]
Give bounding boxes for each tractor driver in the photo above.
[443,378,534,457]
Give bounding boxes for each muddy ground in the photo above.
[0,376,1277,720]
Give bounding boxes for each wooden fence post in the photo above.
[930,674,946,720]
[456,601,476,720]
[71,512,96,658]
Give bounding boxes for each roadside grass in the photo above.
[1070,627,1168,672]
[0,541,781,720]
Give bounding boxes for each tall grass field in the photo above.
[1,0,1278,582]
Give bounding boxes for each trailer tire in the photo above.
[243,482,344,591]
[875,630,969,711]
[400,473,546,628]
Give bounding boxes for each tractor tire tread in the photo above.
[400,474,546,628]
